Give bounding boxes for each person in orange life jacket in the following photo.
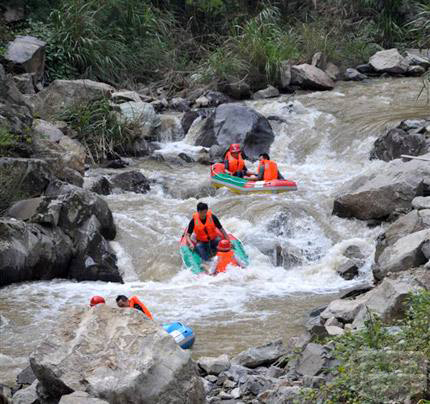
[213,239,244,274]
[224,144,251,178]
[185,202,229,262]
[248,153,284,181]
[116,295,153,320]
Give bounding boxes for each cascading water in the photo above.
[1,77,428,385]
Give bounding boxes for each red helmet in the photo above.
[218,239,232,252]
[230,144,241,153]
[90,296,106,307]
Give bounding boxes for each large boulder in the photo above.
[370,128,428,161]
[333,157,430,220]
[232,339,285,369]
[290,64,335,91]
[405,50,430,68]
[194,104,274,160]
[30,305,205,403]
[296,343,332,377]
[198,354,230,376]
[373,229,430,280]
[12,381,39,404]
[374,209,430,262]
[4,36,46,81]
[369,49,409,74]
[0,217,73,287]
[33,80,115,119]
[109,170,150,194]
[32,119,86,186]
[0,158,53,212]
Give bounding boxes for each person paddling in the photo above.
[248,153,284,181]
[116,295,153,320]
[185,202,229,262]
[224,144,251,178]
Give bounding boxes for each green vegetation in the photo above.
[59,98,141,163]
[305,290,430,403]
[0,126,32,157]
[1,0,429,90]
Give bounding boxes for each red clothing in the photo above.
[129,296,153,320]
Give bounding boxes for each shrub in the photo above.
[59,98,142,163]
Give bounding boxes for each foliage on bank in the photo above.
[1,0,429,91]
[305,290,430,403]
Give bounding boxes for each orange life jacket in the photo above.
[225,151,245,173]
[216,250,239,273]
[257,159,278,181]
[193,210,218,242]
[129,296,153,320]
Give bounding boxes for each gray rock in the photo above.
[336,259,359,280]
[324,62,341,81]
[101,158,129,169]
[405,50,430,68]
[258,384,311,404]
[325,325,344,336]
[170,97,190,112]
[0,158,53,212]
[375,209,430,262]
[223,379,236,389]
[16,365,36,386]
[352,277,421,329]
[412,196,430,210]
[12,381,38,404]
[30,306,205,403]
[59,391,108,404]
[399,119,429,131]
[303,375,325,388]
[306,316,327,338]
[231,387,241,399]
[252,86,280,100]
[279,61,292,89]
[0,384,12,403]
[6,197,43,221]
[205,375,218,383]
[33,80,115,120]
[344,244,366,260]
[291,64,335,90]
[333,157,430,220]
[296,343,332,377]
[198,354,231,376]
[324,317,342,328]
[344,68,367,81]
[218,81,251,100]
[285,332,311,352]
[407,65,426,77]
[373,229,430,280]
[320,299,364,323]
[3,4,25,23]
[194,91,231,108]
[5,36,46,81]
[370,128,427,162]
[84,176,112,196]
[356,63,375,74]
[266,366,283,379]
[369,48,409,74]
[232,339,285,369]
[110,90,141,103]
[13,73,36,94]
[194,103,274,160]
[109,170,150,194]
[311,52,327,70]
[222,364,255,384]
[240,375,274,396]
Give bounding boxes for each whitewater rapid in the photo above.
[1,77,427,385]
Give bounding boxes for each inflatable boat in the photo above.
[163,321,195,349]
[179,228,249,274]
[210,163,297,194]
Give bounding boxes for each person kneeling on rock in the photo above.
[116,295,153,320]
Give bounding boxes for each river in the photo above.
[0,77,428,386]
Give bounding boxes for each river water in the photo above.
[0,77,428,385]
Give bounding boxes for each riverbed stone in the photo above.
[13,73,36,94]
[252,86,280,100]
[296,343,330,377]
[405,50,430,68]
[32,79,115,120]
[84,176,112,196]
[240,375,274,396]
[344,68,367,81]
[370,128,428,161]
[109,170,150,194]
[5,36,46,81]
[332,156,430,220]
[30,305,205,403]
[16,365,37,386]
[198,354,231,376]
[291,64,335,90]
[12,381,38,404]
[373,229,430,280]
[336,259,359,280]
[369,48,409,74]
[320,299,364,323]
[194,103,274,160]
[59,391,108,404]
[407,65,426,77]
[412,196,430,210]
[232,339,285,369]
[325,325,345,336]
